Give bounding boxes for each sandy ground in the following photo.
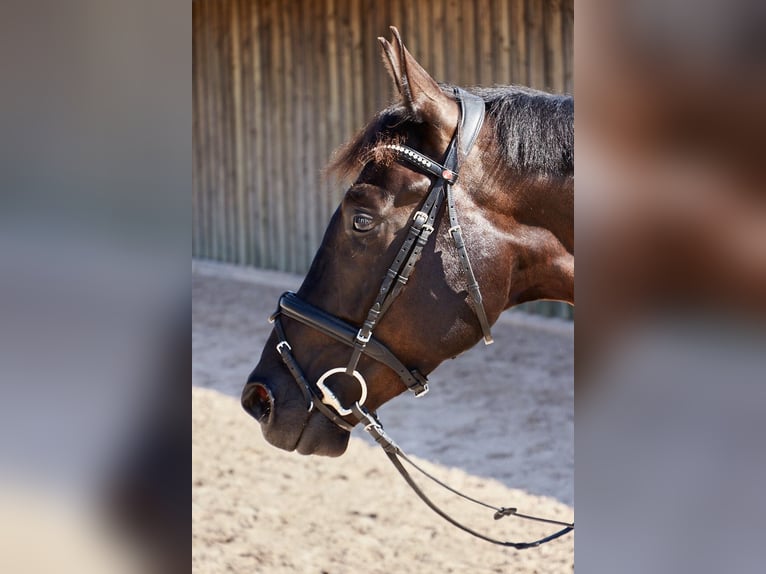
[192,261,573,573]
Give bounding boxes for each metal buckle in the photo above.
[413,383,429,398]
[315,367,368,417]
[355,328,371,344]
[413,211,428,228]
[275,340,292,354]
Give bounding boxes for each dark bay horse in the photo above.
[243,28,573,458]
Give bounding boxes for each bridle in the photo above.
[267,87,573,548]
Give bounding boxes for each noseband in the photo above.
[267,88,573,548]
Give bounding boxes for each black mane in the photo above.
[473,85,573,177]
[328,84,573,182]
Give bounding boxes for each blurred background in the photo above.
[0,0,187,573]
[576,0,766,572]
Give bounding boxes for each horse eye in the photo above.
[352,214,375,232]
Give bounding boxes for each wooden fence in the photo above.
[193,0,573,318]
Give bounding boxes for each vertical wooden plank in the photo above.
[192,1,201,258]
[291,0,306,271]
[261,0,275,268]
[387,0,401,39]
[199,0,211,259]
[366,0,377,111]
[373,0,387,113]
[402,0,418,72]
[326,0,341,220]
[200,0,210,260]
[276,0,290,270]
[200,0,213,260]
[562,0,573,93]
[477,0,493,86]
[261,0,274,268]
[545,0,564,93]
[301,0,319,259]
[444,0,460,83]
[220,0,235,262]
[217,0,228,262]
[230,0,247,264]
[251,0,267,268]
[492,0,510,84]
[416,0,432,78]
[336,0,355,261]
[242,0,256,266]
[460,0,476,86]
[395,0,410,53]
[289,2,306,272]
[350,0,365,137]
[399,0,415,60]
[335,0,350,203]
[238,0,249,264]
[238,0,254,266]
[296,0,318,271]
[270,0,288,270]
[338,0,352,145]
[192,2,199,257]
[228,0,240,262]
[312,0,330,252]
[223,0,236,262]
[280,3,296,271]
[315,0,329,241]
[208,0,222,260]
[375,0,391,109]
[527,0,545,89]
[431,0,446,83]
[510,0,526,85]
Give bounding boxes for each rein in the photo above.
[269,87,573,548]
[271,293,574,549]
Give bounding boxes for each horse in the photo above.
[242,27,573,460]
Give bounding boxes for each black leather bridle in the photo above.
[267,87,573,548]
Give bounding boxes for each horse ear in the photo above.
[378,26,458,128]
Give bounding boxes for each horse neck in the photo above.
[492,173,574,306]
[517,174,573,252]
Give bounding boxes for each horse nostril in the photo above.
[242,383,274,423]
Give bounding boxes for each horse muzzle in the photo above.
[242,372,352,457]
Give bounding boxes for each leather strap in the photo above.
[456,87,486,156]
[446,182,494,344]
[382,143,457,182]
[272,315,356,432]
[380,88,494,345]
[278,292,429,396]
[349,403,574,549]
[384,449,574,549]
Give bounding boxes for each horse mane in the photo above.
[327,84,573,184]
[473,85,573,178]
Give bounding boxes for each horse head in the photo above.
[243,27,573,456]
